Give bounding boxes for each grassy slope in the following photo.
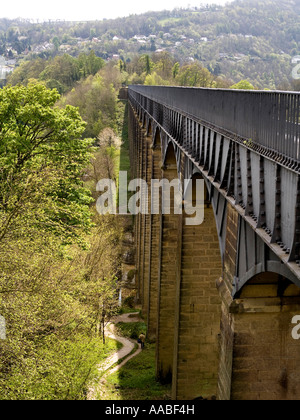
[105,342,171,400]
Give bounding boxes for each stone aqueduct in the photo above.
[125,85,300,400]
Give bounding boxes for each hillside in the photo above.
[0,0,299,89]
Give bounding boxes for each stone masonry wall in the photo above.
[173,203,222,399]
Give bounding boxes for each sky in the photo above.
[1,0,233,22]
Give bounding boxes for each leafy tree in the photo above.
[291,79,300,92]
[0,82,123,400]
[135,54,153,77]
[152,51,174,80]
[52,36,60,51]
[79,215,122,344]
[172,62,180,79]
[77,51,105,78]
[6,58,47,86]
[39,54,80,93]
[230,79,255,90]
[0,82,94,247]
[143,54,153,75]
[144,71,169,86]
[176,62,215,87]
[60,65,122,138]
[7,52,105,94]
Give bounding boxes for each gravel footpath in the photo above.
[88,312,143,400]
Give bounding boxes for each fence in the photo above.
[129,85,300,166]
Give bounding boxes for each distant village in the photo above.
[0,55,15,82]
[0,30,212,84]
[47,31,211,59]
[0,21,298,87]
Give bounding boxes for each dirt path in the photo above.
[88,312,143,400]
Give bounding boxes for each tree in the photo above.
[139,54,154,76]
[39,54,80,93]
[0,82,94,247]
[153,51,174,80]
[0,82,122,400]
[172,62,180,79]
[176,62,215,87]
[96,128,121,184]
[291,79,300,92]
[6,58,47,86]
[61,70,119,138]
[78,51,105,78]
[230,79,255,90]
[52,36,60,51]
[79,215,122,344]
[144,71,169,86]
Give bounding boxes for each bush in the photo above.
[116,322,146,340]
[0,334,119,400]
[123,296,135,308]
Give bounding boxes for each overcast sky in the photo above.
[1,0,233,22]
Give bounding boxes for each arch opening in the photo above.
[164,142,177,167]
[156,139,180,385]
[229,270,300,401]
[153,127,161,148]
[236,271,300,300]
[147,119,152,136]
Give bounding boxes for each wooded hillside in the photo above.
[0,0,299,89]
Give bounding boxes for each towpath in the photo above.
[88,312,143,400]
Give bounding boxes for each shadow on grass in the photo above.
[105,334,171,400]
[119,101,130,176]
[117,100,135,229]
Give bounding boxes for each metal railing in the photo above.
[129,85,300,168]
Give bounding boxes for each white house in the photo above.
[292,56,300,64]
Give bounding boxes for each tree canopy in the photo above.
[0,82,94,246]
[0,83,123,399]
